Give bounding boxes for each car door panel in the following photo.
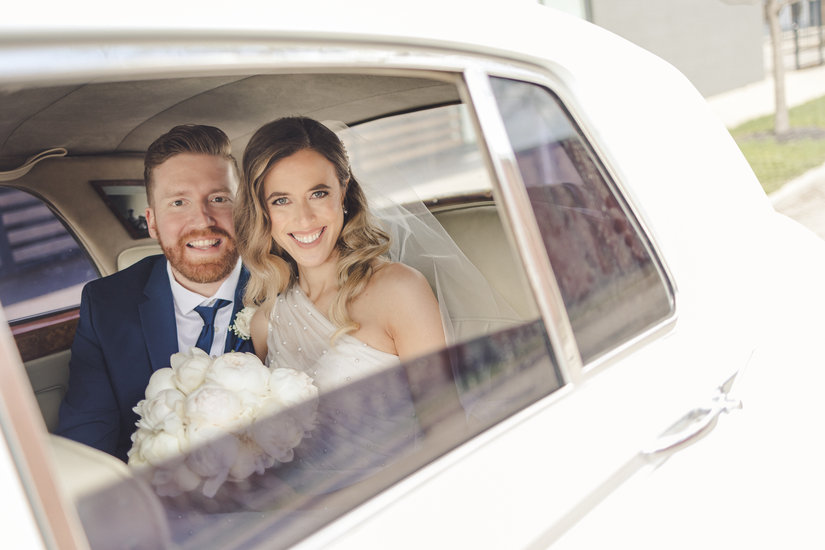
[12,311,77,432]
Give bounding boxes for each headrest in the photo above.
[116,243,162,271]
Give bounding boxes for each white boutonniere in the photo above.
[229,306,257,340]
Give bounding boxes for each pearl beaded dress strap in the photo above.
[265,285,399,392]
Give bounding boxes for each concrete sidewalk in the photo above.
[705,63,825,129]
[704,63,825,238]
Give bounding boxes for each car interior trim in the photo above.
[11,308,79,362]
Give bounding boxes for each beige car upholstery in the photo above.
[117,243,162,271]
[48,435,171,548]
[26,350,71,433]
[434,205,536,320]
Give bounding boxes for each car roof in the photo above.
[1,0,745,215]
[0,0,591,169]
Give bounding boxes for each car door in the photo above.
[318,65,759,549]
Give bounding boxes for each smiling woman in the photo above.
[263,149,348,273]
[235,116,446,363]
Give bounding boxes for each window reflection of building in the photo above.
[0,188,97,320]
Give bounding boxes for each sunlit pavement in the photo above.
[771,163,825,240]
[705,63,825,241]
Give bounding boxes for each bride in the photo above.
[233,116,445,494]
[235,116,446,365]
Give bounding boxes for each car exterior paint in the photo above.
[1,2,824,549]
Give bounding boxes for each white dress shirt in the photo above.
[168,259,243,356]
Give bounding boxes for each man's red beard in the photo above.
[159,227,239,284]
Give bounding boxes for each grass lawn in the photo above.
[730,94,825,194]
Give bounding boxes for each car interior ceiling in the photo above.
[0,73,461,171]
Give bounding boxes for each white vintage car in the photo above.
[2,2,824,549]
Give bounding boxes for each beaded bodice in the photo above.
[265,285,400,385]
[264,285,415,495]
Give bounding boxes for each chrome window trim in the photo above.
[461,67,583,385]
[464,60,679,377]
[0,37,515,84]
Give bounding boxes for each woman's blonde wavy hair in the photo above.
[234,116,390,339]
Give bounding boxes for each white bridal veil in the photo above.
[331,121,522,346]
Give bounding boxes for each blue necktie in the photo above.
[194,299,231,353]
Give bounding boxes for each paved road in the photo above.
[771,163,825,240]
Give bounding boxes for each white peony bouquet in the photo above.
[127,348,318,498]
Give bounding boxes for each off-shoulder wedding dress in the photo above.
[265,285,417,495]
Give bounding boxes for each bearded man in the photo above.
[57,125,253,462]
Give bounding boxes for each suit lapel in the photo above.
[139,258,179,371]
[224,266,251,353]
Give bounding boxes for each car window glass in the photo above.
[74,101,564,549]
[490,77,674,363]
[0,188,98,322]
[342,104,492,203]
[83,321,562,550]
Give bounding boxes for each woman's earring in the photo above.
[343,205,348,215]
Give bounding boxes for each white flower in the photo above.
[128,350,318,498]
[170,348,212,394]
[126,428,151,468]
[152,462,201,497]
[269,367,318,408]
[267,367,319,431]
[229,306,257,340]
[144,367,177,400]
[186,430,239,498]
[137,431,186,467]
[228,437,274,481]
[250,413,306,463]
[134,388,185,433]
[207,352,270,397]
[185,383,250,433]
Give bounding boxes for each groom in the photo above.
[57,124,254,462]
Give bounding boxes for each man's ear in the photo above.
[145,207,158,240]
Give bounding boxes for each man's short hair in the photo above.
[144,124,239,205]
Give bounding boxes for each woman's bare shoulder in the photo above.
[367,262,445,358]
[370,261,431,294]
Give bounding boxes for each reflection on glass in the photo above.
[490,77,674,362]
[77,321,561,549]
[0,188,97,321]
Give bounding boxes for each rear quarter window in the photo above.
[490,77,674,363]
[0,187,98,322]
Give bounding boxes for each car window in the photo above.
[490,77,674,363]
[343,104,491,203]
[0,187,98,322]
[68,99,565,549]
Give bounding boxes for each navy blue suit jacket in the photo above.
[56,255,253,462]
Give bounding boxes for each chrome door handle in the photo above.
[642,389,742,456]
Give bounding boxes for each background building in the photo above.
[541,0,765,97]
